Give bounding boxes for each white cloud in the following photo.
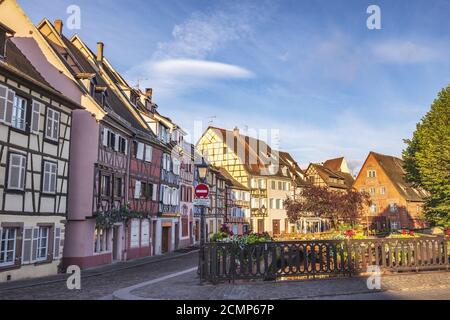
[152,59,253,79]
[125,59,254,98]
[371,40,441,63]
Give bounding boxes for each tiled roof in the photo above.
[216,167,249,190]
[310,163,354,189]
[206,126,305,182]
[2,39,51,87]
[323,157,344,172]
[370,152,428,202]
[59,36,146,131]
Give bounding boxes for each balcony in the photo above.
[159,203,180,216]
[161,170,180,186]
[251,208,268,218]
[251,188,267,198]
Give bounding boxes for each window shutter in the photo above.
[124,139,128,155]
[4,88,15,124]
[114,134,119,151]
[102,128,108,146]
[130,219,139,248]
[152,184,157,201]
[31,228,39,262]
[53,227,61,259]
[0,84,7,122]
[134,180,141,199]
[137,143,144,160]
[30,100,41,134]
[140,219,150,246]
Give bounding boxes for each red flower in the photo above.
[409,230,415,236]
[402,229,409,235]
[445,228,450,236]
[344,230,355,238]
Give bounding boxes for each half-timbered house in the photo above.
[196,126,306,236]
[0,23,80,282]
[35,18,155,268]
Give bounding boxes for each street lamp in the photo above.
[197,157,209,284]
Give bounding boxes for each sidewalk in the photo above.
[115,270,450,300]
[0,246,199,292]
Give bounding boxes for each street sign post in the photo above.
[195,183,209,199]
[194,183,210,207]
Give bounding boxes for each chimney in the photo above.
[54,19,63,35]
[97,42,104,64]
[145,88,153,100]
[233,126,239,137]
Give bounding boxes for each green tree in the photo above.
[403,85,450,227]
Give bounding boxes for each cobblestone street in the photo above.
[0,249,199,300]
[1,248,449,300]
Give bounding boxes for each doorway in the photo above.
[162,226,171,253]
[272,220,281,235]
[152,221,157,255]
[112,226,120,261]
[257,219,265,233]
[174,223,179,250]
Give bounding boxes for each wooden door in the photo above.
[162,227,170,253]
[257,219,264,233]
[273,220,280,235]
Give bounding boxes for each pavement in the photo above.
[116,269,450,300]
[1,246,449,300]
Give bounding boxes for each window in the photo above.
[101,175,111,196]
[367,170,376,178]
[278,181,282,190]
[114,177,123,197]
[118,136,127,154]
[36,227,49,261]
[45,108,60,141]
[12,95,27,130]
[370,204,377,214]
[0,30,6,58]
[276,199,282,210]
[42,161,57,194]
[271,181,276,190]
[94,228,109,253]
[0,228,16,266]
[136,142,144,160]
[389,203,397,213]
[370,187,376,195]
[390,221,400,231]
[144,144,152,162]
[380,187,386,195]
[7,153,26,191]
[134,180,141,199]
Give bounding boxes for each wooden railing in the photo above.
[200,237,449,284]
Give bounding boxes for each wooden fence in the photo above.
[200,237,449,283]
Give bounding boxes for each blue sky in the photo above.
[19,0,450,172]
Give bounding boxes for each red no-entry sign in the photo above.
[195,183,209,198]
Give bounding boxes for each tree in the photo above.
[283,185,370,229]
[403,85,450,228]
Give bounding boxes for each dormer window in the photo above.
[0,23,15,59]
[89,78,97,97]
[0,29,6,58]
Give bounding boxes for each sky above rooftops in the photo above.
[19,0,450,173]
